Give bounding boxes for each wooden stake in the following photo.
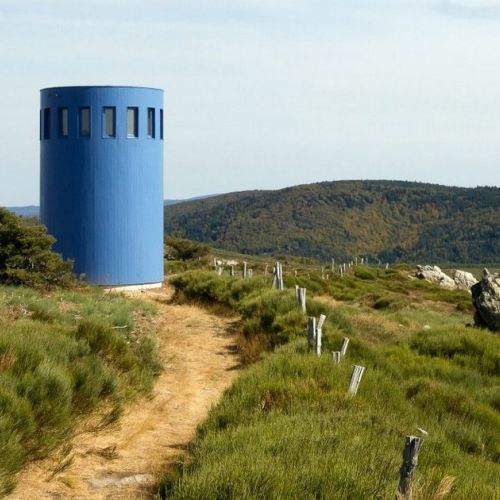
[298,288,307,313]
[332,351,341,364]
[243,261,247,278]
[397,436,423,500]
[340,337,349,357]
[316,327,322,356]
[348,365,365,396]
[307,317,316,351]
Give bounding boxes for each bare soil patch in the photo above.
[9,285,240,499]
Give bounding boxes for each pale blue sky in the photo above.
[1,0,499,205]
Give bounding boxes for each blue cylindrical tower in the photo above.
[40,86,164,287]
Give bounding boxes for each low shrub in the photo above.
[0,286,159,494]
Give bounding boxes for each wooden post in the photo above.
[397,436,423,500]
[340,337,349,357]
[316,327,322,356]
[315,314,326,356]
[355,257,358,266]
[230,265,235,277]
[386,263,389,270]
[243,261,248,278]
[307,317,316,351]
[317,314,326,330]
[248,269,253,278]
[348,365,365,396]
[294,269,297,277]
[332,351,341,364]
[213,257,217,269]
[331,258,335,272]
[295,285,300,301]
[298,288,307,313]
[265,264,269,276]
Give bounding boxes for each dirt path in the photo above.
[10,285,240,499]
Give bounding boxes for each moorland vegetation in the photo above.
[0,209,160,494]
[161,262,500,499]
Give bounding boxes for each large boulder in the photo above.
[415,265,456,289]
[471,269,500,332]
[453,270,478,291]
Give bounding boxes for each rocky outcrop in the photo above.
[453,270,478,291]
[415,265,456,289]
[415,266,478,292]
[471,269,500,332]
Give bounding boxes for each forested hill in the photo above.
[164,180,500,263]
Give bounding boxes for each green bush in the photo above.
[165,237,210,261]
[0,208,74,289]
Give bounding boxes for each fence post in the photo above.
[332,351,341,364]
[397,436,423,500]
[315,314,326,356]
[347,365,365,396]
[230,265,235,277]
[298,288,307,313]
[331,258,335,272]
[248,269,253,278]
[307,317,316,352]
[243,261,248,278]
[340,338,350,357]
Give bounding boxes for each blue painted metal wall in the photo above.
[40,86,164,286]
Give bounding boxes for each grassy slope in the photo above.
[164,180,500,263]
[0,286,160,495]
[163,267,500,499]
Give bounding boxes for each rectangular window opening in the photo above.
[127,107,138,138]
[79,107,91,137]
[147,107,155,138]
[160,109,163,140]
[58,107,68,137]
[102,107,116,138]
[43,108,51,140]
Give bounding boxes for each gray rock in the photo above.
[415,265,456,289]
[453,269,478,291]
[471,269,500,332]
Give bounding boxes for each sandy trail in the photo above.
[9,285,240,499]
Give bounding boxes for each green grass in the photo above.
[163,267,500,499]
[0,285,160,495]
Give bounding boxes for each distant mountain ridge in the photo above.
[6,195,219,218]
[164,180,500,263]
